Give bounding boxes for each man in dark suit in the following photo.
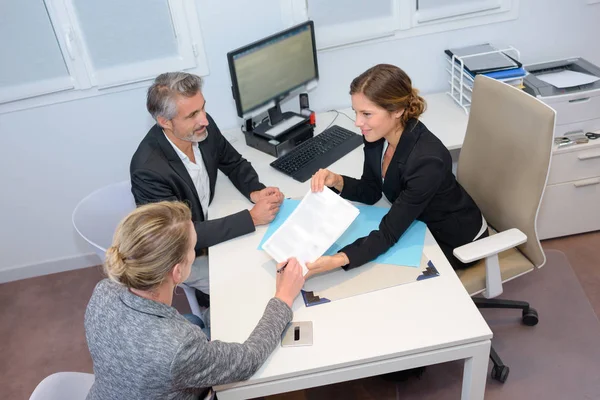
[130,72,283,297]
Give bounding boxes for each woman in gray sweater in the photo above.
[84,201,304,400]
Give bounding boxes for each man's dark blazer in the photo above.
[339,118,483,269]
[130,114,265,256]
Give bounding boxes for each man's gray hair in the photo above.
[147,72,204,121]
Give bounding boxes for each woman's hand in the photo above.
[305,253,349,279]
[274,258,305,308]
[311,169,344,193]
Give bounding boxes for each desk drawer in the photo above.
[550,94,600,126]
[548,146,600,185]
[538,177,600,240]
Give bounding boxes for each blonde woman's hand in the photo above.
[274,258,305,308]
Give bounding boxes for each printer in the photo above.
[523,57,600,137]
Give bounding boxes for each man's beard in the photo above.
[181,127,208,143]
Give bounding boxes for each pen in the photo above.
[276,261,289,274]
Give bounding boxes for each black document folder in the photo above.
[445,43,522,75]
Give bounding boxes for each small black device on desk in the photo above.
[243,114,314,158]
[270,124,363,182]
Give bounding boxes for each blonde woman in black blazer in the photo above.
[308,64,488,276]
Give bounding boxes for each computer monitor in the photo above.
[227,21,319,124]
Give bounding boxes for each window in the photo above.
[414,0,510,24]
[1,0,208,111]
[0,1,73,104]
[285,0,519,50]
[305,0,401,49]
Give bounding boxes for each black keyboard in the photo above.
[270,125,363,182]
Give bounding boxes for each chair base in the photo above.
[473,296,528,310]
[490,346,510,383]
[473,297,539,383]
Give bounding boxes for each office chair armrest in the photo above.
[453,228,527,263]
[454,228,527,299]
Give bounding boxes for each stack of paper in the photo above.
[262,188,359,275]
[445,43,527,92]
[260,200,427,267]
[536,70,600,89]
[259,194,430,306]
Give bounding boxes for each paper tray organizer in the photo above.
[446,45,522,114]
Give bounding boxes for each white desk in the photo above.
[221,93,469,152]
[415,92,470,150]
[209,93,491,400]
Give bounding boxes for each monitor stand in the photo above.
[267,103,284,126]
[251,105,308,140]
[244,116,314,158]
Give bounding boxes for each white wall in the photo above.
[1,0,598,282]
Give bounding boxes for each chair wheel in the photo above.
[522,307,539,326]
[491,365,509,383]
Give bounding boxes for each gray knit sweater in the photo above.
[84,279,292,399]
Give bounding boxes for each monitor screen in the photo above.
[227,21,318,118]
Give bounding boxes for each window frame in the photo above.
[414,0,506,24]
[0,0,209,114]
[298,0,403,50]
[284,0,520,51]
[0,1,76,104]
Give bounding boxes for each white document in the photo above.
[262,187,360,275]
[536,70,599,89]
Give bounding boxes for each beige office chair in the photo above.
[452,75,556,383]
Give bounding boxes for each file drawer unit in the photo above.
[538,139,600,240]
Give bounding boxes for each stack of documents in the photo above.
[262,188,360,276]
[259,192,430,306]
[445,43,526,88]
[535,70,600,89]
[260,190,427,274]
[445,44,526,113]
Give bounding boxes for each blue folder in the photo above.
[258,199,426,268]
[469,67,526,80]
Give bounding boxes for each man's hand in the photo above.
[305,253,349,279]
[249,194,281,226]
[250,187,284,205]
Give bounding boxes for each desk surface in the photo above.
[209,96,491,394]
[222,92,469,152]
[327,93,469,151]
[416,92,470,150]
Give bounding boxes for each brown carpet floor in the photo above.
[1,232,598,400]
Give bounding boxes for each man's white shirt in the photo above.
[163,132,210,220]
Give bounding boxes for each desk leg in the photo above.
[461,340,490,400]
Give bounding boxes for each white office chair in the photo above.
[72,180,203,318]
[29,372,95,400]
